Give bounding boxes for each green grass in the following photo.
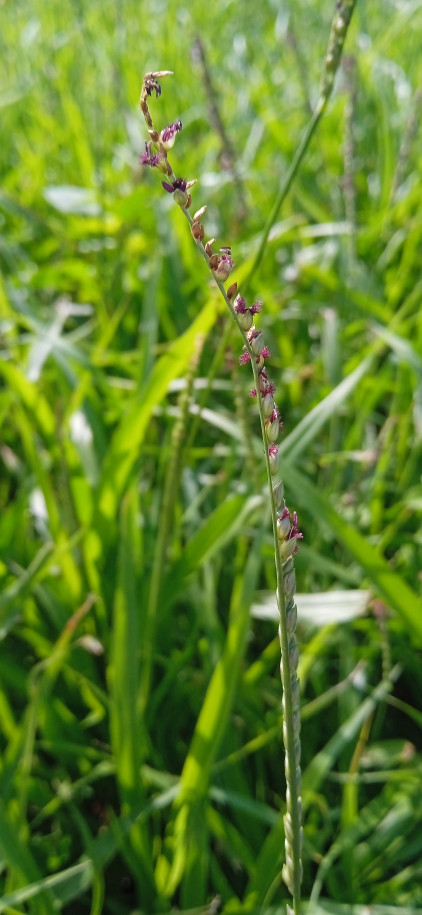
[1,0,422,912]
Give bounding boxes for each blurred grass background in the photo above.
[1,0,422,912]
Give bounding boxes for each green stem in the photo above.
[246,0,357,290]
[141,78,304,911]
[179,204,303,912]
[245,96,326,290]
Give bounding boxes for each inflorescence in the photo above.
[139,70,304,901]
[139,70,303,560]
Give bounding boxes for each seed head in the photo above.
[160,119,182,149]
[140,142,165,168]
[269,444,280,474]
[191,221,205,241]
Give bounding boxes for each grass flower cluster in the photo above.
[140,67,305,912]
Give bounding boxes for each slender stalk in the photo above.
[182,220,304,911]
[342,55,358,266]
[140,68,304,913]
[171,160,306,902]
[246,0,357,289]
[245,97,326,289]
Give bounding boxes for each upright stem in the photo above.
[245,97,326,291]
[140,68,307,913]
[246,0,357,290]
[180,210,304,909]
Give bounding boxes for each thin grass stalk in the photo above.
[391,85,422,200]
[246,98,326,291]
[246,0,357,290]
[140,71,304,911]
[342,55,358,266]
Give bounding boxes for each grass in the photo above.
[1,0,422,912]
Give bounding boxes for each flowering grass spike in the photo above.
[140,69,304,914]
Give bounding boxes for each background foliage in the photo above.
[1,0,422,912]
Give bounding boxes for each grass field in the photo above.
[1,0,422,912]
